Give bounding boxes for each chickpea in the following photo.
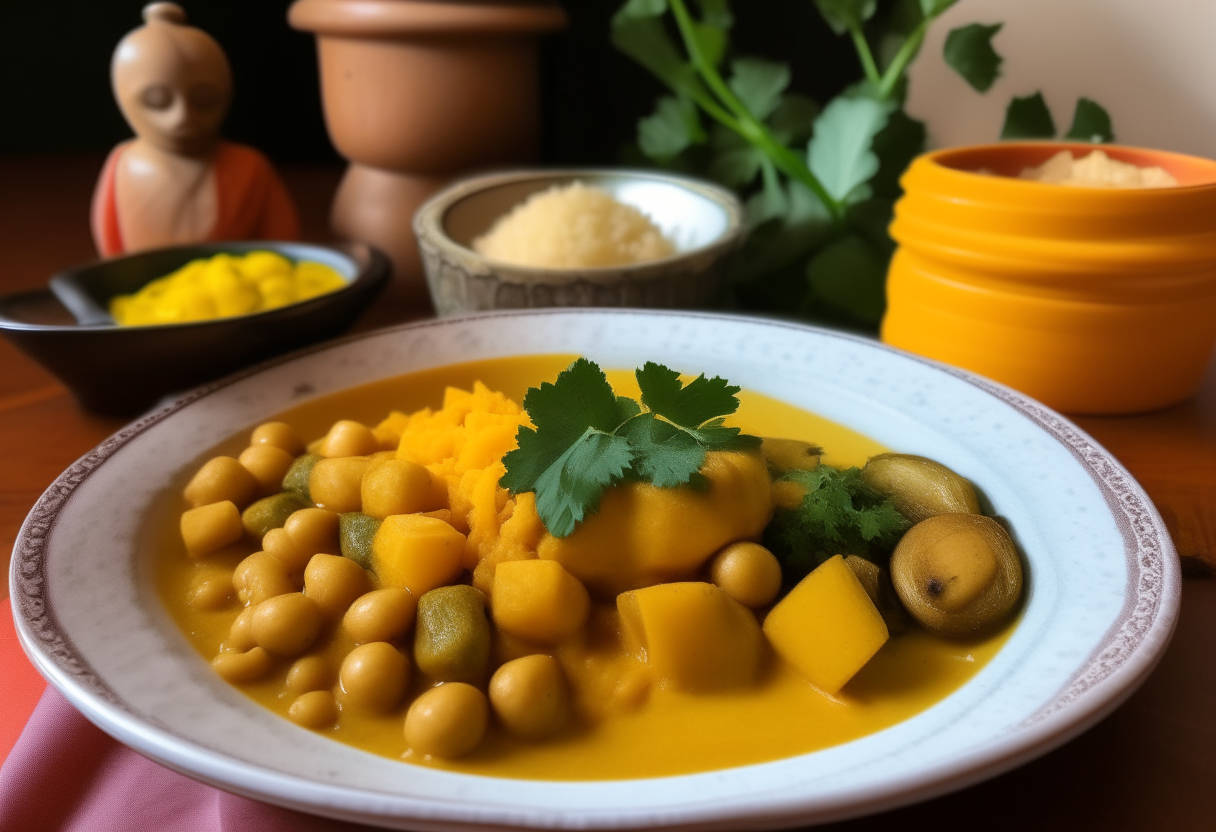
[403,682,488,759]
[319,420,379,458]
[224,607,257,652]
[709,542,783,608]
[288,690,338,729]
[304,553,371,618]
[343,587,417,644]
[238,444,296,494]
[251,421,304,456]
[183,456,258,509]
[180,500,245,559]
[361,458,437,520]
[308,457,372,513]
[212,647,272,683]
[283,508,340,560]
[233,552,296,606]
[285,655,333,695]
[338,642,409,713]
[489,655,569,740]
[187,566,233,611]
[251,593,324,657]
[261,527,310,574]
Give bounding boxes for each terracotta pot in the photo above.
[883,143,1216,415]
[289,0,567,310]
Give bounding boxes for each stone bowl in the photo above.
[413,169,744,316]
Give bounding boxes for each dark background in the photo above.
[0,1,857,166]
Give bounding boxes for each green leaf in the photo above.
[708,143,764,188]
[611,0,699,95]
[767,94,819,145]
[1001,91,1056,139]
[727,57,790,121]
[531,428,635,538]
[919,0,958,18]
[636,361,742,427]
[814,0,877,35]
[943,23,1003,93]
[617,413,706,488]
[638,95,707,160]
[846,197,896,257]
[806,234,889,324]
[1063,97,1114,143]
[868,109,926,198]
[808,95,893,204]
[693,0,733,31]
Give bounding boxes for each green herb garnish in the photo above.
[501,358,760,538]
[763,465,909,586]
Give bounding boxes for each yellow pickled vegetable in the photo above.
[109,250,346,326]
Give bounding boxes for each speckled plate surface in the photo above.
[10,310,1180,830]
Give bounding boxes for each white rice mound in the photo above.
[472,182,676,269]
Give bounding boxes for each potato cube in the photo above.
[181,501,244,557]
[309,456,372,513]
[361,458,440,520]
[762,554,889,695]
[371,514,466,595]
[491,559,589,644]
[616,582,763,692]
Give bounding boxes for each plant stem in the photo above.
[667,0,843,221]
[849,25,882,88]
[878,21,928,100]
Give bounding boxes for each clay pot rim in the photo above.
[414,168,746,283]
[289,0,568,37]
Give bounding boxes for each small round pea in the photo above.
[709,542,783,608]
[251,421,305,456]
[319,420,379,458]
[233,551,296,606]
[238,444,296,494]
[288,690,338,729]
[285,654,333,695]
[338,642,410,713]
[251,593,324,657]
[211,647,272,683]
[343,587,417,644]
[488,654,569,740]
[284,508,340,560]
[304,553,371,618]
[403,682,488,759]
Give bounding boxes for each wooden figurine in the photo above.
[91,3,300,257]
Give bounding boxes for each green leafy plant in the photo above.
[611,0,1112,329]
[501,358,760,537]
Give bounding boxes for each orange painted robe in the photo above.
[90,141,301,257]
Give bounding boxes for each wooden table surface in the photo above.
[2,154,1214,831]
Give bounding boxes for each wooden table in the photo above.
[2,155,1214,830]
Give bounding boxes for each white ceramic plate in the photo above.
[11,310,1180,831]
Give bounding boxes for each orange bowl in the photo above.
[882,142,1216,414]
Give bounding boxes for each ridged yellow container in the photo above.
[883,143,1216,414]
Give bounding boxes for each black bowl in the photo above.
[0,241,390,416]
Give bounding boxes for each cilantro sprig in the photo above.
[501,358,760,537]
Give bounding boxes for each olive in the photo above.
[339,512,382,569]
[861,453,980,523]
[281,453,322,501]
[843,555,909,635]
[241,492,311,541]
[889,513,1022,637]
[414,585,491,684]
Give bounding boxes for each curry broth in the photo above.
[154,354,1012,780]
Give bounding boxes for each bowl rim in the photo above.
[413,167,746,277]
[0,241,388,334]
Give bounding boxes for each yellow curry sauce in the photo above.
[154,355,1012,780]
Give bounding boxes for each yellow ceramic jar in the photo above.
[883,143,1216,414]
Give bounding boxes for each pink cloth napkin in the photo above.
[0,687,376,832]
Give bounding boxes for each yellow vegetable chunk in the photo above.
[361,458,440,520]
[491,559,590,644]
[762,555,889,695]
[616,582,763,692]
[180,501,244,557]
[371,514,466,595]
[538,451,773,596]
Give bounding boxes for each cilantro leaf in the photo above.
[919,0,958,17]
[869,108,926,198]
[727,57,790,121]
[763,466,909,584]
[808,95,894,205]
[636,361,743,426]
[531,429,635,538]
[611,0,701,96]
[639,95,707,160]
[1001,91,1056,140]
[1063,97,1114,143]
[805,233,888,325]
[814,0,877,36]
[943,23,1003,93]
[617,413,706,487]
